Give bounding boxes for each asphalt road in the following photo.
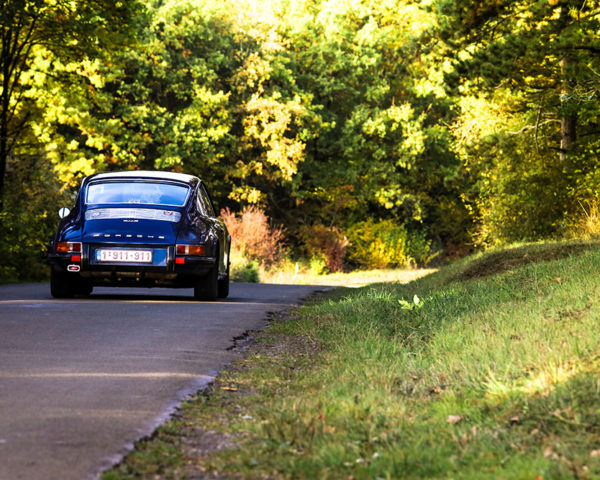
[0,282,324,480]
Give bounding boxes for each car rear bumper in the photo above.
[48,243,216,288]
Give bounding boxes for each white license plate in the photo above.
[96,249,153,263]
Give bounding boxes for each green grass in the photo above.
[104,240,600,479]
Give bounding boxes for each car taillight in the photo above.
[56,242,81,253]
[176,244,205,256]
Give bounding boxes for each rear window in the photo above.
[86,181,190,207]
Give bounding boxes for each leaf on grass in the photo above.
[323,425,336,434]
[447,415,462,424]
[221,386,238,391]
[398,299,412,309]
[431,385,445,394]
[590,450,600,458]
[544,446,559,459]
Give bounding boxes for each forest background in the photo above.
[1,0,600,281]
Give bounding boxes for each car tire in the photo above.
[50,269,76,298]
[77,281,93,296]
[217,260,230,299]
[194,260,218,301]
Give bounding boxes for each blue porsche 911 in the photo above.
[48,171,231,300]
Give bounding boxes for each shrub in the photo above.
[346,219,432,269]
[221,206,285,267]
[230,249,260,283]
[0,159,69,282]
[565,196,600,239]
[309,254,328,275]
[221,206,284,282]
[299,224,349,273]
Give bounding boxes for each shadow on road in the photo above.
[0,282,330,305]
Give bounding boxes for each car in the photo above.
[48,171,230,300]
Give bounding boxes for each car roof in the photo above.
[87,171,199,185]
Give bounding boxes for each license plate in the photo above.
[96,249,153,263]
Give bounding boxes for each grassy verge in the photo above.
[104,240,600,479]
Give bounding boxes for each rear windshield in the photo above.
[86,181,190,207]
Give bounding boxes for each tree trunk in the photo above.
[0,127,6,212]
[0,20,15,212]
[0,57,9,212]
[560,111,576,163]
[558,1,576,163]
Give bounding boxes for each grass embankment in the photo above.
[105,241,600,479]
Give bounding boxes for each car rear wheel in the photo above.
[51,270,93,298]
[217,260,230,299]
[77,282,93,296]
[50,269,76,298]
[194,260,218,301]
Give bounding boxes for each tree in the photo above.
[436,0,600,243]
[269,0,471,249]
[438,0,600,161]
[75,0,317,212]
[0,0,141,208]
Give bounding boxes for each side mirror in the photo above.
[58,207,71,219]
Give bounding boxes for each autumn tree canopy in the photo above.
[2,0,600,279]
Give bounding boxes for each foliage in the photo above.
[0,158,69,281]
[439,0,600,244]
[229,250,260,283]
[221,206,285,267]
[0,0,142,206]
[4,0,600,280]
[346,219,433,268]
[566,196,600,239]
[299,224,348,273]
[276,0,469,250]
[309,254,328,276]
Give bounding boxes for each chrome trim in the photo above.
[84,180,191,207]
[85,208,182,222]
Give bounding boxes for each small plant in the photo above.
[309,254,328,276]
[232,259,260,283]
[230,249,260,283]
[567,197,600,239]
[398,294,423,310]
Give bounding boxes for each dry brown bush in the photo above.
[221,206,285,267]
